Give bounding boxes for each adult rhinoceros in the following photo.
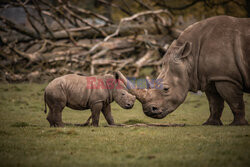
[118,15,250,125]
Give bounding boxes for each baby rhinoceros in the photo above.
[44,73,136,127]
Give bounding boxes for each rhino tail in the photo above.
[44,92,47,114]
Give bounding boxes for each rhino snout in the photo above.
[125,95,135,109]
[143,105,167,119]
[151,106,158,112]
[149,105,162,114]
[125,103,134,109]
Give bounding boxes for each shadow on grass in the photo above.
[123,119,148,125]
[0,130,12,136]
[38,128,79,137]
[11,122,30,127]
[64,122,89,127]
[62,119,149,127]
[11,121,39,127]
[44,128,79,135]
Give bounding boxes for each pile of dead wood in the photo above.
[0,0,181,82]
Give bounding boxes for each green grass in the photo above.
[0,83,250,167]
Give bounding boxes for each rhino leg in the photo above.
[102,104,115,125]
[47,108,54,127]
[47,105,65,127]
[90,103,103,127]
[203,84,224,126]
[216,82,248,126]
[45,92,66,127]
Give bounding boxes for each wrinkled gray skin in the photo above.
[121,16,250,125]
[44,73,136,127]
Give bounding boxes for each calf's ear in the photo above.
[115,71,127,84]
[115,71,135,89]
[115,72,119,82]
[177,41,192,59]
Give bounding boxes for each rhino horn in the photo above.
[146,76,154,89]
[115,71,147,102]
[132,89,147,103]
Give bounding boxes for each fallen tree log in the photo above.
[0,1,180,82]
[63,122,185,127]
[106,123,186,127]
[1,23,180,43]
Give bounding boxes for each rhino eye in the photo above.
[163,88,169,92]
[122,93,125,96]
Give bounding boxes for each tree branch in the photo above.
[17,0,42,38]
[0,15,39,39]
[67,2,113,24]
[32,0,55,39]
[62,5,108,37]
[155,0,202,10]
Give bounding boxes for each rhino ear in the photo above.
[177,41,192,59]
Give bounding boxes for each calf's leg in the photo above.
[47,105,65,127]
[102,104,115,125]
[91,103,103,127]
[216,82,248,125]
[203,84,224,125]
[46,93,66,127]
[47,107,54,127]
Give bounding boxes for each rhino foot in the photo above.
[229,119,248,126]
[203,119,223,126]
[90,122,99,127]
[50,122,64,127]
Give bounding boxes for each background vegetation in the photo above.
[0,0,249,82]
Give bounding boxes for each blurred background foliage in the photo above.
[0,0,249,82]
[72,0,249,27]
